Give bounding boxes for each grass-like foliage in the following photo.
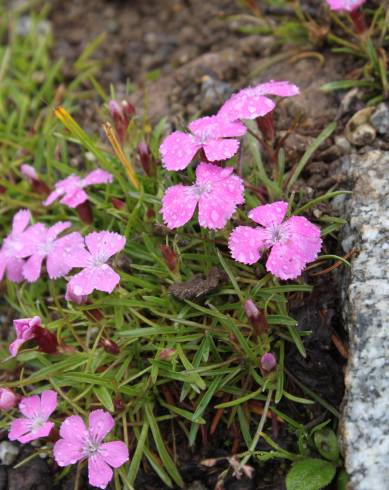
[0,4,350,490]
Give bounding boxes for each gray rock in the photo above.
[0,442,19,466]
[370,103,389,137]
[338,150,389,490]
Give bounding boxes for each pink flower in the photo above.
[161,162,244,229]
[22,221,84,282]
[218,81,299,122]
[325,0,365,12]
[229,201,322,280]
[0,210,40,283]
[54,409,129,489]
[0,388,19,410]
[66,231,126,297]
[9,316,41,357]
[160,115,247,171]
[43,169,113,209]
[8,390,57,443]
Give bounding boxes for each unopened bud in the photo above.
[108,99,135,144]
[160,245,178,272]
[114,396,125,411]
[0,388,19,410]
[137,141,155,177]
[260,352,277,373]
[244,299,269,335]
[159,348,176,360]
[111,197,126,210]
[20,164,50,195]
[76,201,93,225]
[100,338,120,355]
[65,284,88,305]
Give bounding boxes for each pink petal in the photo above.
[9,338,27,357]
[47,221,71,241]
[0,252,6,281]
[266,241,305,280]
[59,415,88,444]
[43,175,80,206]
[160,131,200,171]
[218,90,275,121]
[5,258,25,283]
[229,226,267,264]
[60,188,88,208]
[85,231,126,260]
[19,395,41,418]
[82,169,113,187]
[88,410,114,443]
[11,209,31,234]
[100,441,129,468]
[285,216,322,262]
[43,189,62,206]
[22,223,48,257]
[248,201,288,227]
[22,254,45,282]
[88,454,113,489]
[161,184,198,229]
[203,138,240,161]
[47,232,86,279]
[196,163,244,230]
[39,390,57,418]
[18,421,54,443]
[54,438,84,466]
[325,0,365,11]
[21,164,39,181]
[188,115,246,139]
[67,265,121,295]
[255,81,300,97]
[8,418,31,442]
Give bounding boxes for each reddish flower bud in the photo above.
[244,299,269,335]
[160,245,178,272]
[0,185,6,194]
[76,201,93,225]
[108,99,135,144]
[260,352,277,373]
[159,348,176,360]
[114,396,125,411]
[350,9,366,34]
[20,164,50,195]
[256,111,275,141]
[137,141,155,177]
[111,197,126,210]
[100,338,120,355]
[0,388,19,410]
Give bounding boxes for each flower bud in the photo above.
[160,245,178,272]
[65,284,88,305]
[20,164,50,195]
[76,201,93,225]
[159,348,176,360]
[100,338,120,355]
[0,388,19,410]
[137,141,155,177]
[108,99,135,144]
[111,197,126,210]
[260,352,277,373]
[34,326,59,354]
[244,299,269,335]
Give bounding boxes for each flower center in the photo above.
[83,434,101,457]
[267,223,289,246]
[191,182,212,198]
[30,416,45,432]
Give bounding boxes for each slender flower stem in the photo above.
[239,389,273,469]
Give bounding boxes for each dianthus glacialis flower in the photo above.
[218,81,299,122]
[54,410,129,489]
[325,0,365,11]
[229,201,321,280]
[43,169,113,209]
[66,231,126,297]
[22,222,85,282]
[161,163,244,229]
[160,115,247,171]
[8,390,57,443]
[0,210,39,283]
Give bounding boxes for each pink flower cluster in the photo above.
[0,209,125,299]
[159,80,322,279]
[160,80,299,231]
[6,390,128,489]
